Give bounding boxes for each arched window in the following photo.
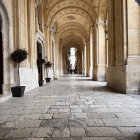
[35,0,43,32]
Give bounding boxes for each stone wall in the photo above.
[126,0,140,94]
[0,0,14,94]
[12,0,40,92]
[0,0,47,95]
[0,0,139,96]
[19,68,38,92]
[107,0,140,94]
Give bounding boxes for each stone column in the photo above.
[107,0,140,94]
[54,35,59,79]
[82,48,85,75]
[92,27,96,79]
[49,31,54,80]
[84,47,87,76]
[86,41,90,77]
[125,0,140,94]
[107,0,125,92]
[77,49,82,74]
[94,24,106,82]
[89,28,93,78]
[59,43,63,76]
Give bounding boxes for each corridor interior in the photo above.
[0,0,140,139]
[0,75,140,140]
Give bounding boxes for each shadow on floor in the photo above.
[59,75,126,94]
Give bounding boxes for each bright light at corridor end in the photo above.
[69,48,77,74]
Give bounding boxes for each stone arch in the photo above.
[46,0,96,22]
[0,1,13,95]
[62,42,83,75]
[57,24,87,42]
[58,22,87,32]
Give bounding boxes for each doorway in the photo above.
[0,17,3,94]
[37,42,43,86]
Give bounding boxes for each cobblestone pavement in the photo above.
[0,75,140,140]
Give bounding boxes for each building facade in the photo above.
[0,0,140,95]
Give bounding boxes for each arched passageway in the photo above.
[0,0,139,96]
[62,45,83,75]
[0,0,140,139]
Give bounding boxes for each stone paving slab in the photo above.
[73,113,88,119]
[118,127,140,137]
[102,118,135,127]
[82,138,117,140]
[70,127,86,137]
[0,128,11,139]
[35,127,53,138]
[68,119,86,127]
[116,137,140,140]
[87,113,117,119]
[14,138,44,140]
[128,118,140,126]
[6,128,38,139]
[85,127,122,137]
[39,114,53,120]
[115,113,140,118]
[44,138,81,140]
[18,114,41,120]
[52,128,70,137]
[44,138,118,140]
[0,75,140,139]
[85,119,104,126]
[53,113,71,119]
[40,119,68,128]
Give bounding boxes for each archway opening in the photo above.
[0,15,3,94]
[68,47,77,74]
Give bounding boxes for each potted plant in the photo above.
[37,58,45,86]
[11,48,28,97]
[45,61,52,82]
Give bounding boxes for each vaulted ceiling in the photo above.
[43,0,107,49]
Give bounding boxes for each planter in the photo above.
[39,80,44,86]
[11,86,25,97]
[45,78,51,82]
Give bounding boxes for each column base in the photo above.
[107,64,140,94]
[89,67,93,78]
[107,66,126,93]
[54,70,60,79]
[94,67,106,82]
[86,67,93,78]
[83,68,86,76]
[125,64,140,94]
